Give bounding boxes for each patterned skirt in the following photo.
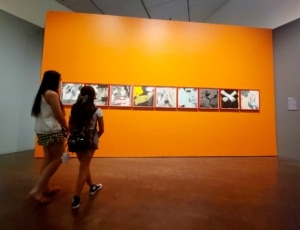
[37,130,65,146]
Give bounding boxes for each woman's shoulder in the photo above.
[44,90,58,98]
[43,90,59,103]
[95,107,103,117]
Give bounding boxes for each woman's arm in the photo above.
[68,115,74,132]
[97,116,104,138]
[44,90,68,130]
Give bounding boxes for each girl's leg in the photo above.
[40,146,61,195]
[40,146,51,173]
[74,150,94,196]
[86,167,92,186]
[85,150,95,186]
[29,140,65,202]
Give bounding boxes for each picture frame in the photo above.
[109,84,132,107]
[133,86,155,108]
[155,87,177,108]
[240,90,260,110]
[61,82,85,106]
[219,88,239,110]
[199,88,219,109]
[177,87,198,109]
[86,84,109,107]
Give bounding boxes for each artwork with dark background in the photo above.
[199,88,219,109]
[220,89,239,109]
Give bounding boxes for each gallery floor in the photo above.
[0,150,300,230]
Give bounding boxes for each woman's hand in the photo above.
[62,127,69,138]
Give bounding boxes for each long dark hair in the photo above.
[70,86,97,129]
[31,70,65,117]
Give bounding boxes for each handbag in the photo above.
[67,126,91,152]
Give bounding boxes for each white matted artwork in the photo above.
[87,84,109,106]
[109,85,132,107]
[61,83,84,105]
[240,90,260,110]
[177,87,198,109]
[155,87,177,108]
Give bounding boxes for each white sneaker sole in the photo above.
[89,184,102,195]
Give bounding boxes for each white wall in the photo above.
[1,0,300,29]
[0,10,43,154]
[206,0,300,29]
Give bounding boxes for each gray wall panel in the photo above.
[0,9,43,154]
[273,19,300,160]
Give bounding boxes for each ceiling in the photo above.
[54,0,300,29]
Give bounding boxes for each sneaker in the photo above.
[72,196,80,209]
[89,184,102,195]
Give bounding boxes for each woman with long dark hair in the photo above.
[69,86,104,209]
[29,70,69,204]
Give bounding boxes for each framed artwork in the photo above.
[240,90,260,110]
[109,85,132,107]
[155,87,177,108]
[133,86,155,107]
[61,82,84,105]
[220,89,239,109]
[87,84,109,106]
[199,88,219,109]
[177,87,198,109]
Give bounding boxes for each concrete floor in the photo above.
[0,150,300,230]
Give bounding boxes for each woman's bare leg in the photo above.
[29,141,65,202]
[86,167,92,186]
[41,146,51,173]
[74,150,94,196]
[40,146,61,194]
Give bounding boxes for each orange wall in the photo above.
[35,11,276,157]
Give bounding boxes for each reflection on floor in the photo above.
[0,150,300,230]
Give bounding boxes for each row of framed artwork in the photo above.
[61,83,260,110]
